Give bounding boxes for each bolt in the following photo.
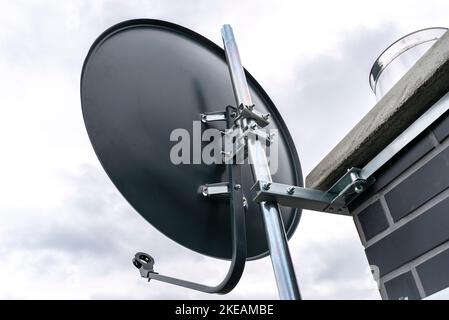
[262,113,270,120]
[200,114,207,123]
[230,112,237,118]
[354,184,364,194]
[250,122,257,130]
[201,186,208,197]
[234,184,241,190]
[262,182,272,190]
[287,186,295,195]
[248,104,255,110]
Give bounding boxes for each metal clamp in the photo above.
[220,119,275,162]
[199,182,230,197]
[236,103,270,128]
[325,168,374,213]
[241,124,275,145]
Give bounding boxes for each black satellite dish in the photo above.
[81,19,303,260]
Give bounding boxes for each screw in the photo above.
[201,186,208,197]
[200,114,207,123]
[262,113,270,120]
[250,122,257,130]
[287,186,295,195]
[248,104,255,110]
[262,182,272,190]
[234,184,241,190]
[230,112,237,118]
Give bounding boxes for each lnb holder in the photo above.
[133,252,156,279]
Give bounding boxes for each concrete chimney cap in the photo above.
[306,29,449,191]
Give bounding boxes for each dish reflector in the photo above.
[81,19,302,260]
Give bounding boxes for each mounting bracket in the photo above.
[252,89,449,215]
[252,167,374,215]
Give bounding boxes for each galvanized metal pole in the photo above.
[221,24,301,300]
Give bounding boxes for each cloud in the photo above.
[268,24,398,172]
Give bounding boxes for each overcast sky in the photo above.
[1,0,449,299]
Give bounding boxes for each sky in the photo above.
[0,0,449,299]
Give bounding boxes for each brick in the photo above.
[385,145,449,222]
[432,110,449,142]
[357,201,389,241]
[366,196,449,276]
[384,272,421,300]
[370,133,434,193]
[417,246,449,296]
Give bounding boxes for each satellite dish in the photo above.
[81,19,449,301]
[81,19,303,261]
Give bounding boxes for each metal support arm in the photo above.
[252,181,337,212]
[133,107,247,294]
[252,167,374,215]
